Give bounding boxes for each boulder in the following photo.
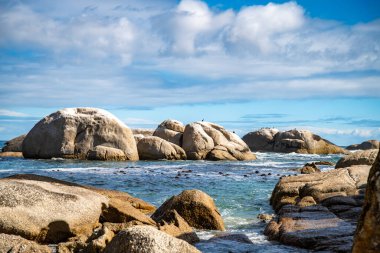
[273,129,346,154]
[0,151,23,157]
[242,128,347,154]
[87,145,127,161]
[209,233,253,244]
[336,149,378,168]
[353,148,380,252]
[137,136,186,160]
[2,134,26,152]
[154,210,199,244]
[0,175,108,243]
[300,163,321,174]
[104,225,201,253]
[152,189,225,231]
[347,139,380,150]
[22,108,138,160]
[182,122,256,160]
[0,233,51,253]
[153,119,185,146]
[242,128,279,152]
[266,165,371,251]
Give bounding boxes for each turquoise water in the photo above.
[0,141,342,252]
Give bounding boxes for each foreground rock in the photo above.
[152,189,225,231]
[347,139,379,150]
[153,119,185,146]
[0,233,51,253]
[2,134,26,152]
[266,165,371,251]
[137,136,186,160]
[336,149,378,168]
[104,225,201,253]
[22,108,138,160]
[353,147,380,252]
[243,128,347,154]
[183,122,256,160]
[0,174,156,245]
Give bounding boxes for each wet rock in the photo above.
[22,108,138,160]
[336,149,378,168]
[152,189,225,231]
[1,134,26,152]
[257,213,274,221]
[209,233,253,244]
[137,136,186,160]
[347,139,379,150]
[104,225,201,253]
[353,147,380,252]
[183,122,256,161]
[0,233,51,253]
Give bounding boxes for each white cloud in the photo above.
[0,109,28,117]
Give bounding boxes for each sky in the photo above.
[0,0,380,145]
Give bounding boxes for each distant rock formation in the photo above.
[346,139,379,150]
[22,108,139,161]
[153,119,185,147]
[131,128,154,137]
[1,134,25,152]
[136,136,186,160]
[183,122,256,160]
[336,149,378,168]
[352,147,380,252]
[243,128,347,154]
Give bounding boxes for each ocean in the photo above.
[0,140,343,252]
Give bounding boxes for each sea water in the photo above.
[0,141,342,252]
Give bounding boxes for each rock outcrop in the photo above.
[347,139,379,150]
[0,151,23,157]
[243,128,347,154]
[2,134,26,152]
[22,108,138,160]
[153,119,185,146]
[265,165,371,251]
[0,233,51,253]
[104,225,201,253]
[336,149,378,168]
[137,136,186,160]
[352,147,380,252]
[152,189,225,231]
[182,122,256,160]
[0,174,156,246]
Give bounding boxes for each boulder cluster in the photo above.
[0,174,225,252]
[242,128,347,154]
[1,107,255,161]
[265,148,380,251]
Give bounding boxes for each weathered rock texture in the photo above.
[152,189,225,231]
[352,147,380,252]
[2,134,26,152]
[0,175,108,243]
[266,165,371,251]
[153,119,185,147]
[183,122,256,160]
[347,139,380,150]
[0,233,51,253]
[243,128,347,154]
[336,149,378,168]
[137,136,186,160]
[132,128,154,137]
[22,108,138,160]
[104,225,201,253]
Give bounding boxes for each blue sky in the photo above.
[0,0,380,145]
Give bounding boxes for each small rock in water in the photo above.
[268,173,272,176]
[243,175,248,177]
[257,213,274,222]
[260,174,266,177]
[277,174,281,176]
[255,170,259,174]
[218,172,223,175]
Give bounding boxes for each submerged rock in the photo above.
[152,189,225,231]
[353,148,380,252]
[347,139,379,150]
[137,136,186,160]
[242,128,347,154]
[182,122,256,160]
[2,134,26,152]
[335,149,378,168]
[104,225,201,253]
[22,108,138,161]
[153,119,185,146]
